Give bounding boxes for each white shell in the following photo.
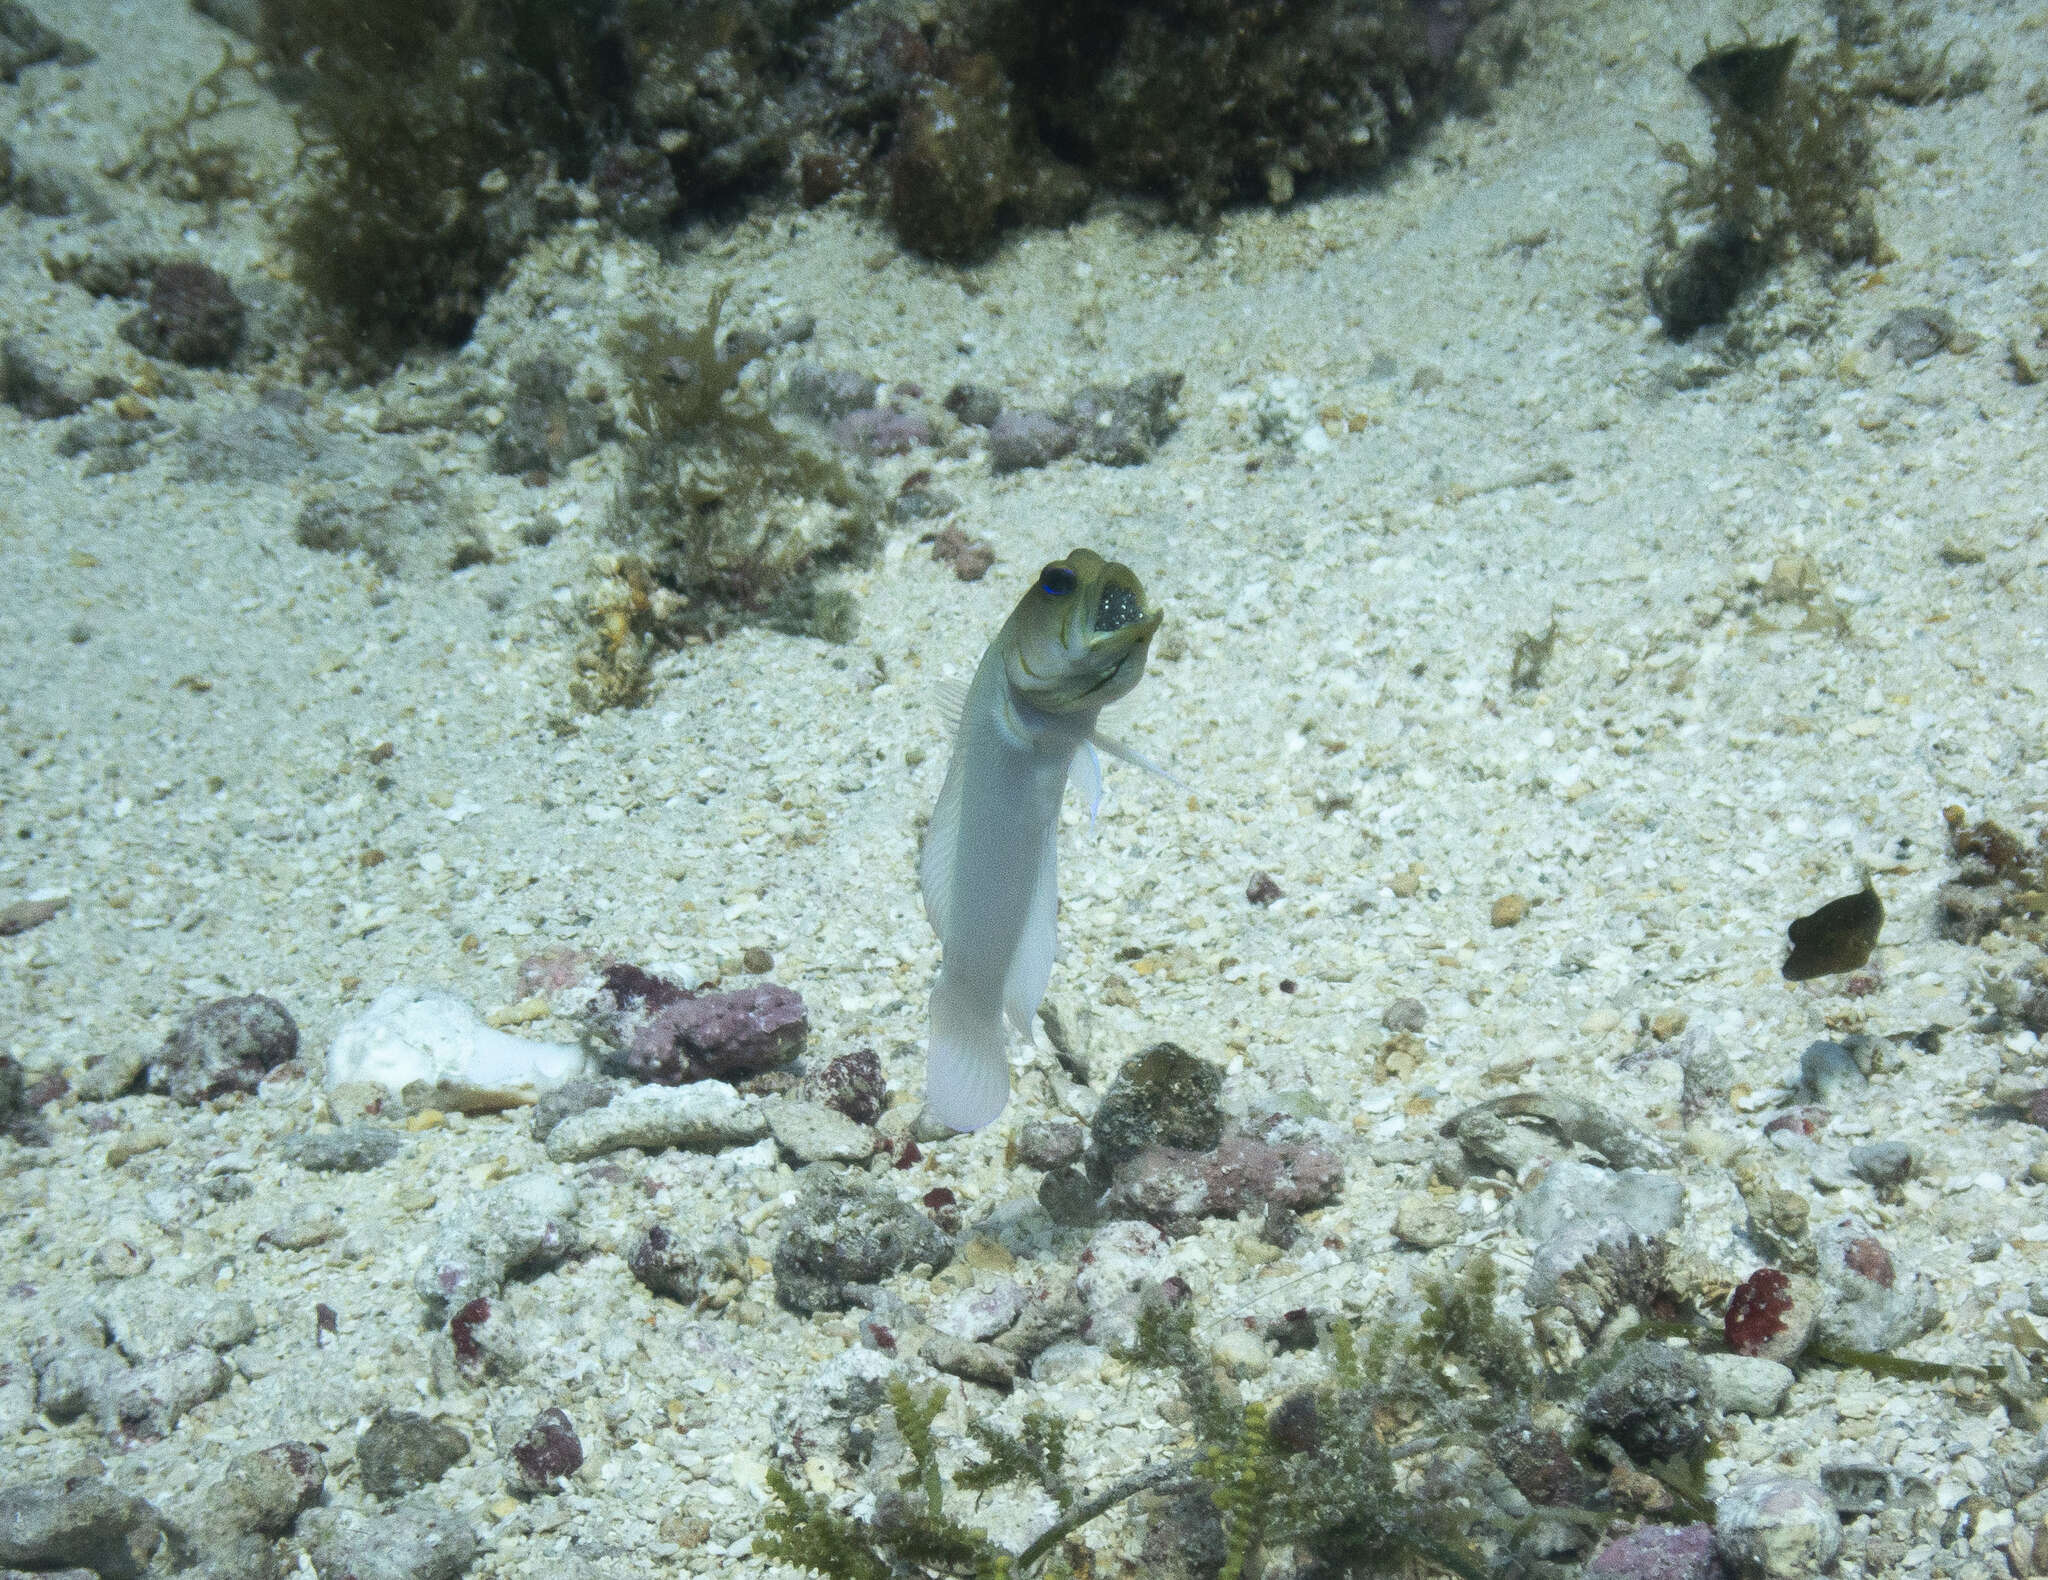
[324,985,587,1094]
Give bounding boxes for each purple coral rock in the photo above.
[831,406,932,456]
[149,995,298,1106]
[1101,1115,1344,1225]
[120,261,245,367]
[987,410,1077,473]
[803,1047,887,1126]
[509,1406,583,1494]
[1588,1522,1723,1580]
[589,964,807,1084]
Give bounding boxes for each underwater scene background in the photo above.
[2,0,2047,1575]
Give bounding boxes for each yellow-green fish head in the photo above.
[999,549,1161,713]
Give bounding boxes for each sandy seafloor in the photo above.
[4,0,2048,1575]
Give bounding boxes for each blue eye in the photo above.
[1039,565,1078,597]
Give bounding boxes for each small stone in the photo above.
[1070,1219,1171,1352]
[1797,1040,1866,1105]
[204,1441,326,1538]
[1014,1119,1084,1172]
[1490,893,1528,928]
[1085,1044,1226,1186]
[583,966,805,1085]
[149,995,298,1106]
[94,1348,231,1447]
[0,1472,162,1578]
[258,1203,341,1250]
[1245,871,1283,906]
[1703,1352,1794,1416]
[1586,1522,1719,1580]
[1723,1268,1819,1364]
[507,1406,582,1495]
[1873,306,1958,365]
[1210,1327,1271,1379]
[103,1127,170,1169]
[1715,1476,1841,1578]
[1812,1214,1937,1352]
[772,1171,955,1313]
[1060,373,1181,466]
[1392,1192,1463,1249]
[0,895,66,936]
[1381,997,1427,1034]
[299,1506,478,1580]
[285,1125,404,1172]
[90,1239,153,1279]
[801,1047,887,1127]
[412,1175,580,1319]
[355,1410,468,1498]
[544,1082,766,1163]
[741,946,775,974]
[1581,1342,1718,1462]
[626,1224,747,1303]
[920,1333,1014,1391]
[118,262,245,367]
[766,1097,875,1165]
[1100,1115,1343,1225]
[986,409,1076,473]
[528,1078,615,1142]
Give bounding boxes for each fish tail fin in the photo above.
[925,973,1011,1132]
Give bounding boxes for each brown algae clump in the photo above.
[606,289,879,653]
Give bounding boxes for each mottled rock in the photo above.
[489,357,607,476]
[1061,373,1181,465]
[206,1441,325,1536]
[95,1286,255,1362]
[626,1224,747,1304]
[1100,1114,1343,1225]
[1393,1192,1463,1249]
[543,1082,766,1163]
[1580,1342,1717,1463]
[1846,1140,1912,1192]
[1715,1476,1841,1578]
[1587,1521,1721,1580]
[1796,1040,1865,1105]
[0,1472,162,1578]
[298,1506,478,1580]
[507,1407,582,1495]
[528,1078,615,1142]
[772,1172,955,1314]
[413,1175,580,1319]
[1015,1119,1085,1172]
[150,995,298,1106]
[801,1047,887,1126]
[1513,1161,1685,1244]
[1816,1461,1933,1516]
[356,1410,468,1498]
[119,263,245,366]
[286,1125,404,1172]
[1812,1214,1937,1352]
[1086,1044,1225,1185]
[936,1279,1026,1343]
[1525,1220,1676,1339]
[1722,1269,1819,1365]
[93,1348,233,1446]
[784,364,879,423]
[584,965,807,1085]
[1072,1219,1170,1351]
[986,409,1076,473]
[1703,1353,1793,1417]
[766,1098,874,1165]
[921,1332,1014,1391]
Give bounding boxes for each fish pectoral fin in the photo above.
[1091,728,1191,795]
[1003,820,1059,1042]
[934,678,972,732]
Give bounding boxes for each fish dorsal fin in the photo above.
[1003,818,1059,1042]
[935,678,971,732]
[919,747,965,937]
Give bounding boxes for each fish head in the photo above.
[1001,548,1161,713]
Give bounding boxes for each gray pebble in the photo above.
[920,1332,1014,1391]
[1812,1215,1938,1352]
[1702,1352,1794,1417]
[96,1286,255,1361]
[356,1410,468,1498]
[413,1175,580,1320]
[205,1441,325,1537]
[986,410,1076,473]
[1715,1476,1841,1578]
[1392,1191,1463,1249]
[1797,1040,1866,1105]
[285,1125,404,1173]
[529,1079,615,1142]
[1381,996,1427,1033]
[772,1171,955,1314]
[1014,1119,1085,1172]
[765,1097,875,1165]
[298,1506,478,1580]
[1847,1140,1913,1191]
[0,1471,163,1578]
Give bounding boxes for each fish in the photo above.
[919,549,1163,1131]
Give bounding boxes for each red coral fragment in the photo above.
[1724,1268,1793,1356]
[1841,1236,1894,1289]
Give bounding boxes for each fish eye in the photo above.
[1038,564,1078,597]
[1095,583,1142,631]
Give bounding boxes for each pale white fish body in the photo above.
[919,549,1161,1132]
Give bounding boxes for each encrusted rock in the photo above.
[1812,1214,1938,1352]
[1099,1114,1343,1226]
[1085,1044,1225,1186]
[1580,1341,1718,1463]
[1715,1476,1841,1578]
[0,1470,163,1578]
[772,1171,955,1314]
[1586,1521,1719,1579]
[1514,1161,1684,1244]
[413,1176,580,1319]
[1723,1268,1819,1365]
[543,1082,766,1163]
[298,1506,478,1580]
[356,1410,468,1498]
[118,262,245,367]
[528,1078,615,1142]
[583,964,806,1086]
[627,1224,747,1304]
[507,1407,582,1495]
[920,1333,1014,1391]
[800,1047,887,1126]
[285,1125,404,1172]
[1703,1353,1794,1417]
[1392,1192,1463,1249]
[766,1097,874,1165]
[1072,1219,1171,1351]
[149,995,298,1106]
